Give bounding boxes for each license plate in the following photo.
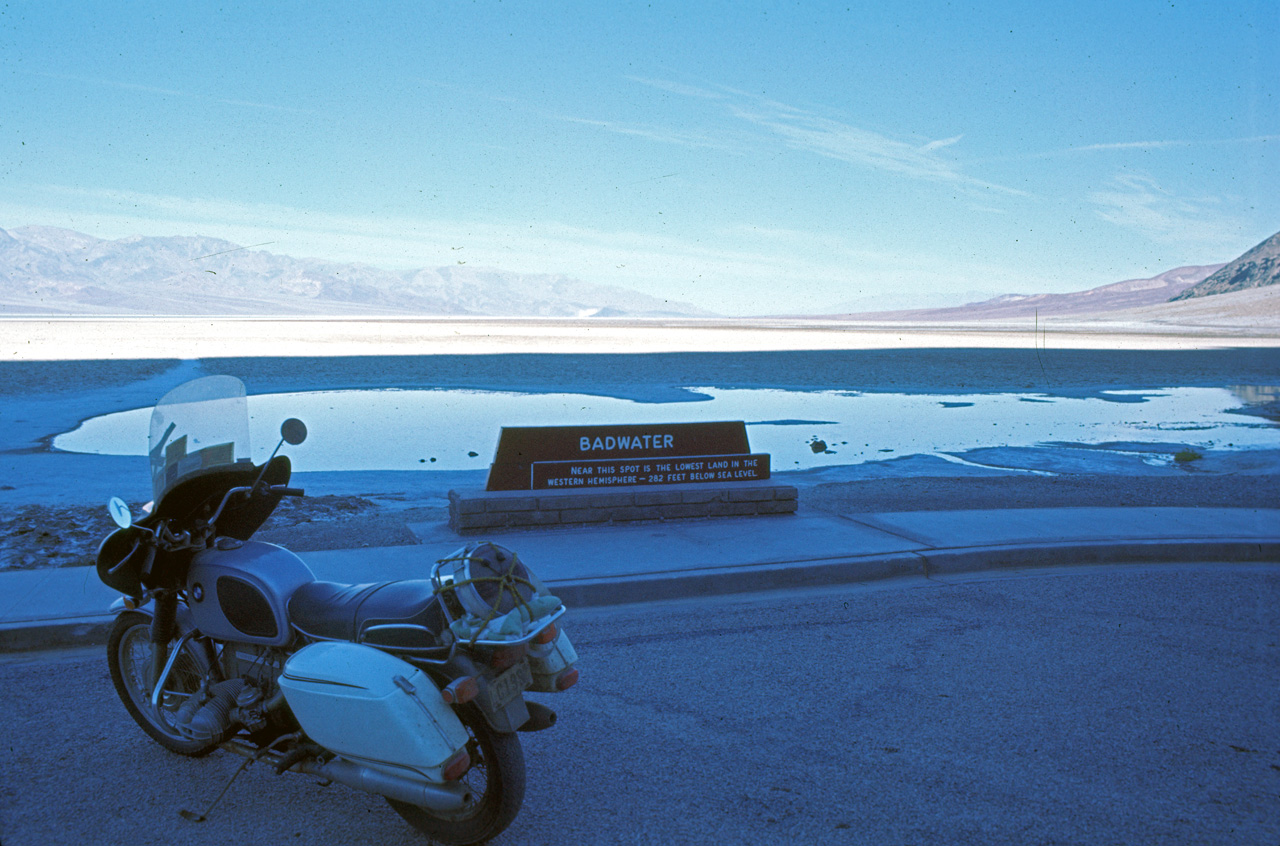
[488,660,532,708]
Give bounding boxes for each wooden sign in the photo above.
[486,421,764,491]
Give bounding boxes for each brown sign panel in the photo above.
[486,421,752,491]
[532,453,770,490]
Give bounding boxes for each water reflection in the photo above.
[1229,385,1280,421]
[53,386,1279,473]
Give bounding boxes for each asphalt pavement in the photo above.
[2,505,1277,652]
[4,564,1278,845]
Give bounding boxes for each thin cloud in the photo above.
[1089,173,1245,250]
[730,105,1026,195]
[1072,140,1191,152]
[624,77,1026,196]
[626,76,725,100]
[1075,135,1280,152]
[921,135,964,152]
[22,70,316,115]
[1000,134,1280,161]
[558,116,734,151]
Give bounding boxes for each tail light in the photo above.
[555,668,579,691]
[532,623,558,645]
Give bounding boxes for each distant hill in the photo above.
[824,264,1224,322]
[1093,280,1280,328]
[0,226,712,318]
[1170,230,1280,301]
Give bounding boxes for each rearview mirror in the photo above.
[281,418,308,446]
[108,497,133,529]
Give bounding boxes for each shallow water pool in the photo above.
[52,386,1278,473]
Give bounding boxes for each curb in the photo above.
[6,538,1275,653]
[920,539,1280,576]
[550,551,925,608]
[0,615,114,654]
[550,538,1280,608]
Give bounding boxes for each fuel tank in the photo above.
[186,540,315,647]
[279,642,470,782]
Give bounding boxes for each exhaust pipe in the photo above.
[518,701,557,732]
[293,757,473,813]
[220,737,473,814]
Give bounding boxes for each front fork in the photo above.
[143,590,221,707]
[149,590,178,685]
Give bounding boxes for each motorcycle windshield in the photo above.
[149,375,252,504]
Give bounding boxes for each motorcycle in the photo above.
[95,375,578,845]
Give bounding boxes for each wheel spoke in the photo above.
[385,706,525,843]
[108,613,221,757]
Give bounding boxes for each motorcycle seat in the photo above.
[289,580,449,650]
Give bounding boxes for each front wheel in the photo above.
[388,705,526,846]
[107,611,220,756]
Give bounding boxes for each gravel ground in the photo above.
[0,494,409,571]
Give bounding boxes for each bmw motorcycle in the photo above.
[96,375,578,845]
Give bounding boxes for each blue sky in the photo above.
[2,1,1276,314]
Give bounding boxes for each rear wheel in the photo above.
[388,706,526,846]
[107,611,220,756]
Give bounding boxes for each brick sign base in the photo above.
[448,482,798,533]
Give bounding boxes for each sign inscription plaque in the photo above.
[486,421,766,491]
[531,453,771,490]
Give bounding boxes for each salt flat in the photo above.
[3,313,1279,360]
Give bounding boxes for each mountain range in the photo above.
[1170,230,1280,301]
[0,226,711,318]
[827,264,1225,321]
[2,224,1277,320]
[828,228,1279,322]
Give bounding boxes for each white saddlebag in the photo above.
[279,642,469,782]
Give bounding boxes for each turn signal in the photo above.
[442,748,471,782]
[441,676,480,706]
[532,623,558,645]
[555,668,579,691]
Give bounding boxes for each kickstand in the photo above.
[180,733,300,822]
[179,755,256,823]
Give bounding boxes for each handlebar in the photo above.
[208,483,305,526]
[105,481,305,579]
[124,483,308,556]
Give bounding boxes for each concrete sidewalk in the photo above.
[2,506,1277,652]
